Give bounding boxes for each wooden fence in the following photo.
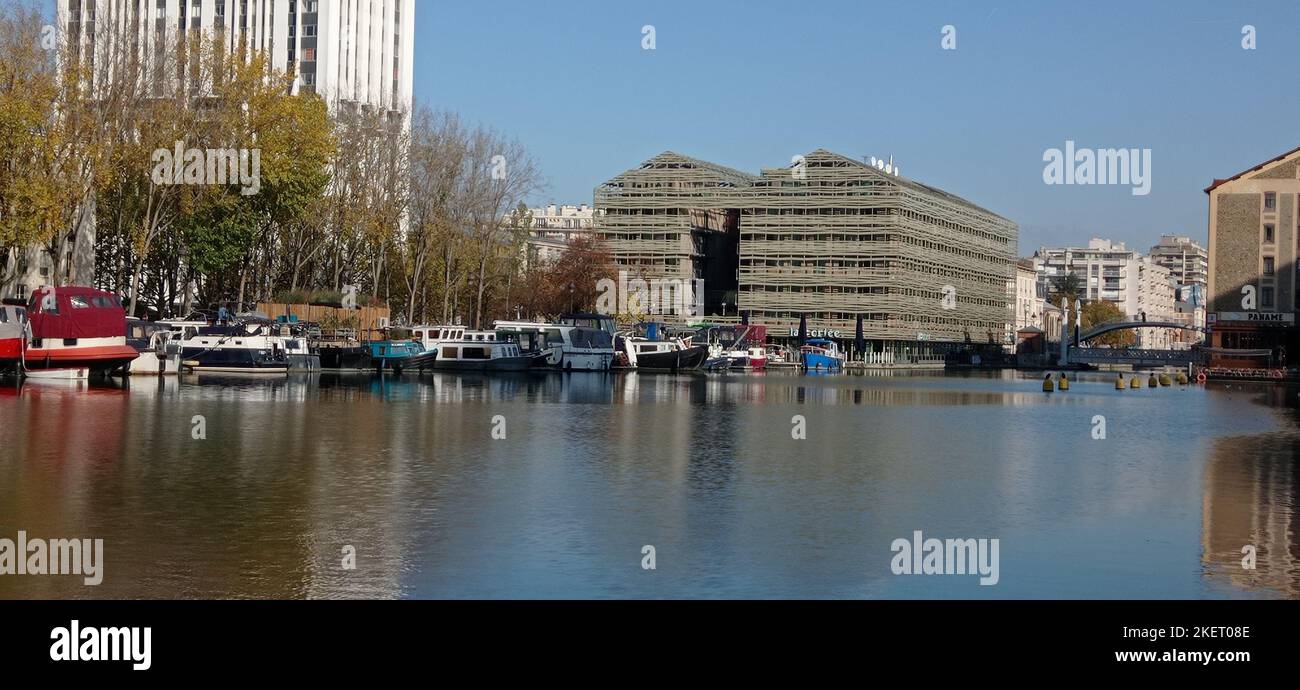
[256,302,391,336]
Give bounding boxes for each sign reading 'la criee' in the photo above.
[788,328,845,339]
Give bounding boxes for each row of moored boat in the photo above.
[1,287,847,380]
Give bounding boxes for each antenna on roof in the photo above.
[866,155,900,177]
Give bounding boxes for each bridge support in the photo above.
[1058,298,1070,366]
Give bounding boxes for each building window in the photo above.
[1261,286,1275,308]
[1264,257,1275,275]
[1263,223,1274,243]
[1263,192,1276,211]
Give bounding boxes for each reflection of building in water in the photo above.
[1202,429,1300,597]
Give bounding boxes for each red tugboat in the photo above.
[3,287,139,377]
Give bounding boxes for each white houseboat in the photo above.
[493,317,615,371]
[411,326,540,371]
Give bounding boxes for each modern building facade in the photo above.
[595,150,1018,358]
[1205,145,1300,359]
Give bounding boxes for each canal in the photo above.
[1,370,1296,599]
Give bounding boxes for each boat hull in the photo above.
[802,352,844,370]
[180,346,288,374]
[552,351,615,371]
[288,353,321,372]
[23,344,139,371]
[319,347,373,371]
[0,338,21,361]
[128,350,183,376]
[635,345,708,371]
[372,351,438,373]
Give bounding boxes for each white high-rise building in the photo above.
[55,0,414,114]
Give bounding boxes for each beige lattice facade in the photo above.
[595,150,1018,348]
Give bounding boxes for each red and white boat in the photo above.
[0,302,27,370]
[0,287,139,376]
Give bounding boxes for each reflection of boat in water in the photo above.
[492,314,616,371]
[1,288,139,377]
[801,338,845,370]
[414,327,539,371]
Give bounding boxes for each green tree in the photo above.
[0,4,58,272]
[1048,272,1082,309]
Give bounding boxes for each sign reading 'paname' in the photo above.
[1214,312,1295,324]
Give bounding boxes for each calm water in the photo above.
[1,369,1297,599]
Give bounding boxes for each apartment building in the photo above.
[1205,145,1300,358]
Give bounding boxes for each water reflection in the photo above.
[1202,386,1300,598]
[0,371,1296,599]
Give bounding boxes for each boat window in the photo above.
[462,347,490,360]
[70,295,90,309]
[92,296,114,308]
[545,329,564,345]
[639,345,660,353]
[442,346,458,358]
[0,310,6,323]
[431,329,441,339]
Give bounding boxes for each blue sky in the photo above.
[414,0,1300,254]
